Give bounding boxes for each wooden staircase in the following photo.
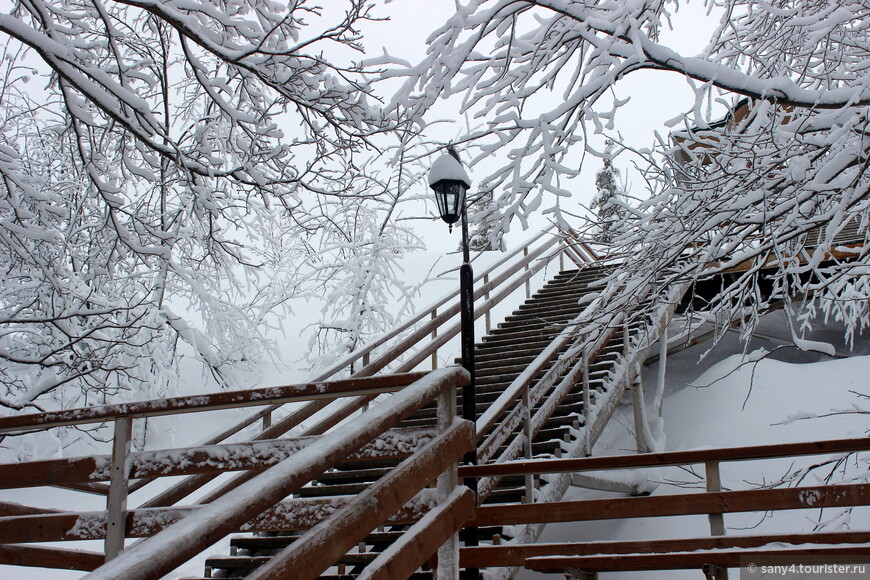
[199,264,655,579]
[0,230,681,580]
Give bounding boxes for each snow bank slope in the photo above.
[524,351,870,579]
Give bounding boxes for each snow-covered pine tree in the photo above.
[591,141,630,245]
[466,191,502,252]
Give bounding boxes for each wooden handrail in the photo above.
[0,372,428,434]
[459,436,870,478]
[461,531,870,568]
[0,427,434,489]
[526,546,870,575]
[85,366,468,580]
[0,495,437,543]
[472,482,870,526]
[0,544,104,572]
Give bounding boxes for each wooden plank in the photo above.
[0,501,61,516]
[0,372,431,434]
[460,437,870,479]
[0,543,104,571]
[245,420,475,580]
[460,531,870,568]
[0,427,434,490]
[58,482,111,495]
[0,493,439,543]
[85,367,465,580]
[526,546,870,574]
[473,483,870,526]
[360,487,474,580]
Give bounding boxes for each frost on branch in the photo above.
[0,1,404,417]
[300,140,428,372]
[390,0,870,342]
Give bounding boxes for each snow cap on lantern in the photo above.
[429,148,472,227]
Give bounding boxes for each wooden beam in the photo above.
[0,501,61,516]
[0,427,434,490]
[0,371,433,434]
[0,544,104,571]
[105,416,132,560]
[360,487,474,580]
[473,483,870,527]
[245,420,475,580]
[85,367,465,580]
[460,437,870,479]
[0,493,438,543]
[525,546,870,574]
[460,531,870,568]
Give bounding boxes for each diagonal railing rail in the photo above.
[0,367,473,578]
[0,227,603,578]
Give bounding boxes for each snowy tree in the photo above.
[591,141,631,245]
[0,1,402,411]
[389,0,870,344]
[301,141,427,369]
[458,190,502,252]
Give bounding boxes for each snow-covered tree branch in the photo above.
[391,0,870,342]
[0,0,405,411]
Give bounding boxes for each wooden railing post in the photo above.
[105,416,132,561]
[436,382,460,579]
[483,275,491,333]
[581,347,591,456]
[431,310,438,370]
[362,352,372,412]
[523,247,531,299]
[706,461,726,536]
[522,384,535,503]
[705,460,728,579]
[630,372,650,454]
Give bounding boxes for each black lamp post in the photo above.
[428,145,476,429]
[429,146,479,575]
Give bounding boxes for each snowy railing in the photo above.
[0,226,602,577]
[459,436,870,574]
[0,367,474,579]
[116,227,598,515]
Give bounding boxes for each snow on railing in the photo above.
[120,227,597,514]
[459,437,870,576]
[0,367,474,579]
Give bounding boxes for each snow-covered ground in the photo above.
[520,310,870,579]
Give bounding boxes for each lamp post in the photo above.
[429,146,479,575]
[428,146,476,428]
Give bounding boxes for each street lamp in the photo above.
[428,146,475,425]
[429,146,479,575]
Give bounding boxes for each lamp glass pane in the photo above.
[433,180,466,224]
